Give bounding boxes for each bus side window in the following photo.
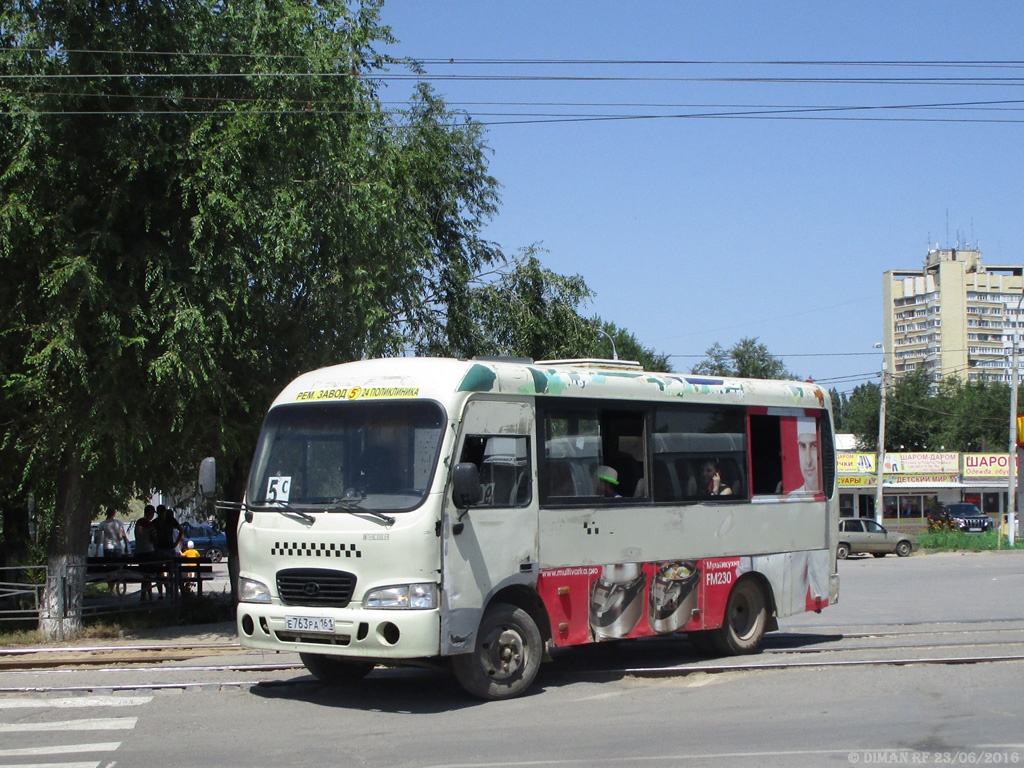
[749,415,784,495]
[652,404,746,502]
[546,459,576,498]
[457,435,531,508]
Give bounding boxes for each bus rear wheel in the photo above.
[300,653,374,684]
[708,578,768,656]
[452,602,542,701]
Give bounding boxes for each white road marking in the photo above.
[0,696,151,709]
[0,694,148,768]
[0,742,120,757]
[0,717,137,732]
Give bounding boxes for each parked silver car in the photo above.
[837,518,916,559]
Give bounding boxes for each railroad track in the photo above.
[3,623,1023,693]
[0,641,244,671]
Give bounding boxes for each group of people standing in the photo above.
[133,504,185,601]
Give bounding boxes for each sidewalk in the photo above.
[100,620,238,646]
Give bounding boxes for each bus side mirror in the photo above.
[199,457,217,500]
[452,462,483,509]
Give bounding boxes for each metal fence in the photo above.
[0,565,46,623]
[0,561,190,625]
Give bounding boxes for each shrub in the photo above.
[918,530,1024,552]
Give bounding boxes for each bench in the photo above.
[85,555,214,599]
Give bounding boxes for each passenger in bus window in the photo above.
[594,465,622,498]
[699,459,733,497]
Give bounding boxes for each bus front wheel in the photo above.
[452,602,542,701]
[300,653,374,684]
[708,578,768,656]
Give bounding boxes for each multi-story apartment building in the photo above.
[883,248,1024,385]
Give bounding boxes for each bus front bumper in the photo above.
[237,603,441,660]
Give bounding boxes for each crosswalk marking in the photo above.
[0,716,137,732]
[0,742,120,757]
[0,694,151,767]
[0,695,152,709]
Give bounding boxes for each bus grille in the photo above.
[276,568,356,607]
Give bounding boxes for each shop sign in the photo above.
[962,453,1017,479]
[837,453,875,474]
[883,453,959,474]
[838,475,875,488]
[885,473,960,485]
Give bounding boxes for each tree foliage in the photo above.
[455,249,595,361]
[1,0,671,637]
[453,249,673,370]
[0,0,505,634]
[829,387,847,431]
[842,381,881,450]
[691,337,794,380]
[591,319,673,372]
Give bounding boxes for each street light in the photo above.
[874,343,887,526]
[598,328,618,360]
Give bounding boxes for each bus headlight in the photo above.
[364,583,437,610]
[239,577,272,603]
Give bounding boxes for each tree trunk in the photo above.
[38,552,86,641]
[224,460,248,608]
[39,451,93,640]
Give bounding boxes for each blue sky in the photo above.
[376,1,1024,395]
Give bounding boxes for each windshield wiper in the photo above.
[249,500,315,524]
[323,498,395,526]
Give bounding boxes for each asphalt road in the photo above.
[2,551,1023,768]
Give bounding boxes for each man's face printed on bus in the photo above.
[797,433,819,491]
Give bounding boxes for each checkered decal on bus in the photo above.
[271,541,361,558]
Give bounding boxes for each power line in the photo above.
[7,71,1024,86]
[9,51,1024,66]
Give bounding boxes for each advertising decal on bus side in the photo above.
[537,550,829,648]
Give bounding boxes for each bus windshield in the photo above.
[246,400,446,513]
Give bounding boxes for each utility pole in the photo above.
[1009,294,1023,546]
[874,348,887,526]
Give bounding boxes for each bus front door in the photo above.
[441,398,539,656]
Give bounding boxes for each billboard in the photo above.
[962,453,1017,479]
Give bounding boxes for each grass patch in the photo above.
[918,529,1024,552]
[0,626,45,648]
[0,594,234,647]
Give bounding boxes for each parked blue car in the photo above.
[182,523,228,562]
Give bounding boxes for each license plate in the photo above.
[285,616,335,633]
[968,527,981,532]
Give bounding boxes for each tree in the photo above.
[931,377,1009,453]
[452,249,594,361]
[829,387,846,431]
[1,0,502,637]
[883,370,935,451]
[843,381,881,450]
[451,249,672,370]
[692,337,794,380]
